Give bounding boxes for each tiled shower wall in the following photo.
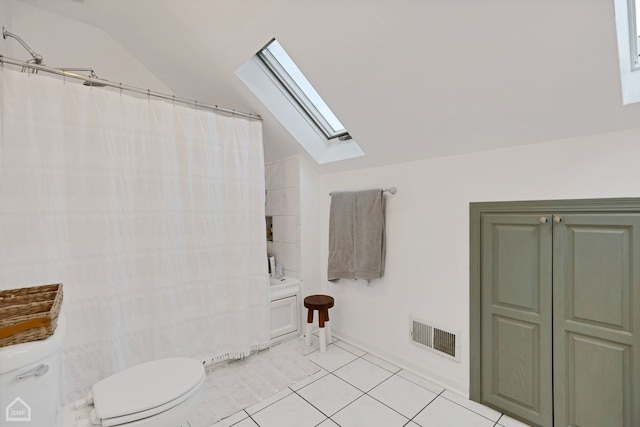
[265,156,300,278]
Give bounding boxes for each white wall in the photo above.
[319,128,640,396]
[3,1,171,93]
[300,155,321,297]
[266,156,301,279]
[266,155,320,331]
[0,1,15,58]
[265,155,321,290]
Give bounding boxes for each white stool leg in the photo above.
[305,322,313,346]
[319,326,327,353]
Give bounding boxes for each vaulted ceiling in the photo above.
[18,0,640,173]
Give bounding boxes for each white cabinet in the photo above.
[271,295,299,341]
[270,277,301,344]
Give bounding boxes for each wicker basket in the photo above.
[0,283,63,348]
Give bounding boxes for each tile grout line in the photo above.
[291,386,337,424]
[360,387,413,425]
[292,370,368,424]
[300,343,445,427]
[233,340,365,427]
[317,370,414,426]
[293,367,406,427]
[238,342,350,420]
[437,392,503,424]
[246,413,260,427]
[226,338,510,427]
[402,386,446,427]
[212,340,365,427]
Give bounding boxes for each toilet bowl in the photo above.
[0,312,205,427]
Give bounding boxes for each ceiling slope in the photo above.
[18,0,640,173]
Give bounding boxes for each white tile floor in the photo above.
[207,337,531,427]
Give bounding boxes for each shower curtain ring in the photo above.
[147,88,150,101]
[119,83,122,96]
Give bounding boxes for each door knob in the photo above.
[553,216,563,224]
[539,216,549,224]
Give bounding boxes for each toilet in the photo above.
[0,312,205,427]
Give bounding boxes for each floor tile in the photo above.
[413,396,495,427]
[332,395,409,427]
[368,375,438,419]
[311,331,340,346]
[202,382,242,419]
[396,370,445,395]
[275,335,320,356]
[245,388,291,415]
[229,418,258,427]
[194,337,524,427]
[498,414,533,427]
[333,341,367,357]
[316,419,340,427]
[189,400,219,427]
[362,353,401,373]
[305,343,359,372]
[333,358,394,392]
[296,373,364,416]
[441,390,501,421]
[302,336,323,356]
[250,393,326,427]
[289,368,329,391]
[210,410,248,426]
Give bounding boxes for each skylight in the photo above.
[614,0,640,103]
[257,39,351,141]
[634,0,640,69]
[236,39,364,164]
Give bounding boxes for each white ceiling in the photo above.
[18,0,640,173]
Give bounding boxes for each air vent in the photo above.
[410,318,460,362]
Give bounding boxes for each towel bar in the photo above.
[329,187,397,196]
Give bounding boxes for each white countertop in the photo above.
[270,276,300,286]
[270,276,301,300]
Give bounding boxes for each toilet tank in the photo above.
[0,312,66,427]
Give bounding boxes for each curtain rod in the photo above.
[0,55,262,121]
[329,187,397,196]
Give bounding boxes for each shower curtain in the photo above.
[0,68,270,402]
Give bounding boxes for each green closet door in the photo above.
[481,213,553,427]
[553,213,640,427]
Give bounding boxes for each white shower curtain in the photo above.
[0,68,270,402]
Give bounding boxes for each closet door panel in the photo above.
[493,316,539,408]
[566,333,629,427]
[481,214,553,427]
[553,213,640,427]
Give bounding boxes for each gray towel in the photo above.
[328,189,386,281]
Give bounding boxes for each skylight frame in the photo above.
[614,0,640,104]
[630,0,640,70]
[257,39,351,142]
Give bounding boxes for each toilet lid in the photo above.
[91,357,205,426]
